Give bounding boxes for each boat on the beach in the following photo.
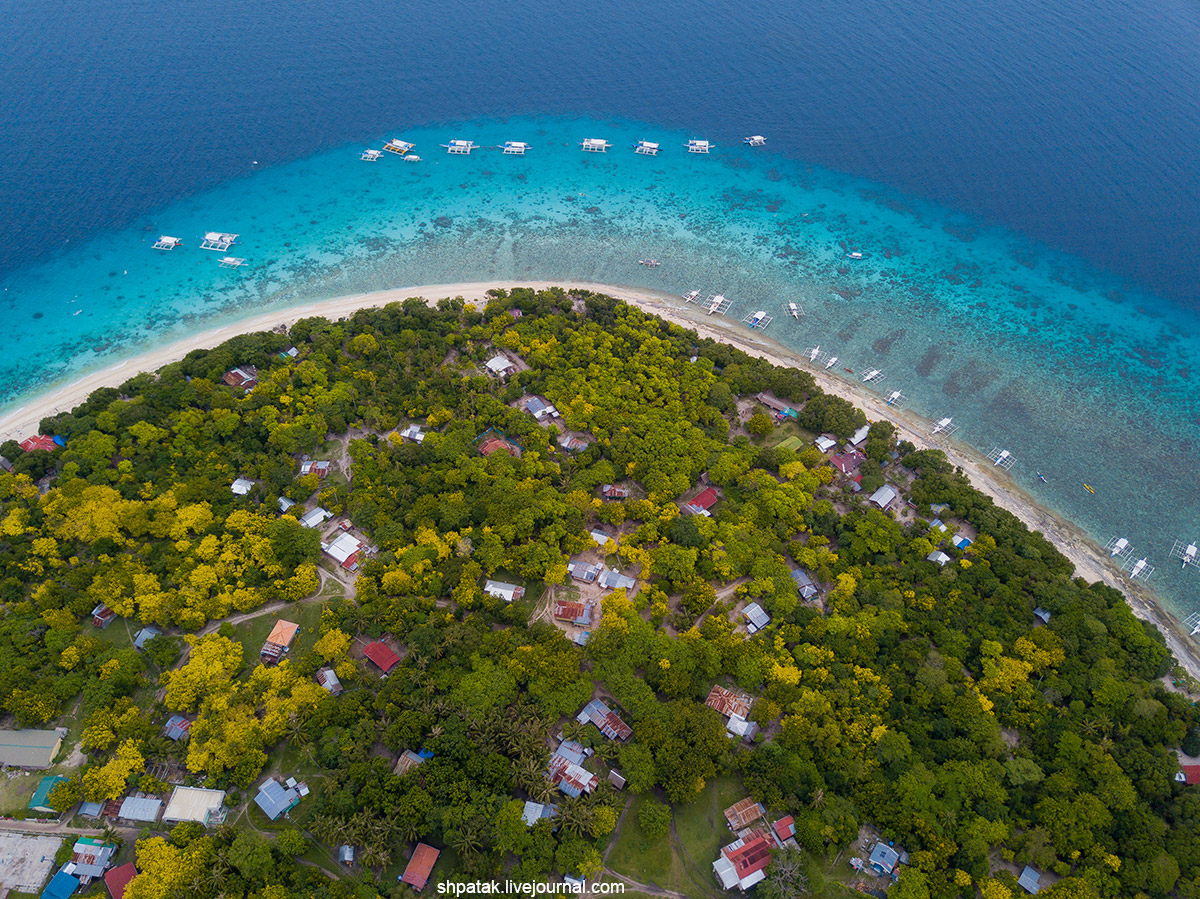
[804,345,820,362]
[502,142,530,155]
[443,140,476,155]
[199,232,239,252]
[634,140,660,156]
[383,139,415,155]
[683,289,701,303]
[686,139,712,154]
[706,294,732,315]
[361,149,383,162]
[580,138,612,153]
[1170,540,1199,571]
[743,310,772,330]
[152,236,182,251]
[744,135,767,147]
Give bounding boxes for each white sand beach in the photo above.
[2,280,1197,678]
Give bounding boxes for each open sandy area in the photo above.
[2,279,1197,678]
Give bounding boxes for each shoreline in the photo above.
[3,279,1198,679]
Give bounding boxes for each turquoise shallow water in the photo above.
[2,115,1197,620]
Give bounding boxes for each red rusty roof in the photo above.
[363,641,400,674]
[105,862,138,899]
[19,435,57,453]
[401,843,440,891]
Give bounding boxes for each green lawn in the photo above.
[605,794,674,887]
[230,601,324,677]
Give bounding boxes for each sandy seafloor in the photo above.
[4,279,1197,680]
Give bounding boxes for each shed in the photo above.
[726,715,759,740]
[299,507,332,528]
[868,484,899,510]
[394,748,431,776]
[104,862,138,899]
[316,667,343,696]
[814,435,838,453]
[338,845,355,865]
[772,816,796,844]
[132,626,161,650]
[790,568,818,599]
[608,770,627,790]
[277,496,296,513]
[0,728,62,767]
[363,641,401,674]
[254,777,301,820]
[483,580,525,603]
[92,603,116,629]
[485,354,516,377]
[401,843,441,891]
[742,602,771,634]
[231,478,254,496]
[724,797,767,831]
[164,715,191,741]
[78,801,103,817]
[42,869,80,899]
[1018,865,1042,894]
[926,550,952,567]
[28,775,68,813]
[1033,607,1052,625]
[162,786,226,825]
[117,796,162,823]
[522,800,558,826]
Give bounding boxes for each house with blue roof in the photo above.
[868,841,901,876]
[1018,865,1042,894]
[133,626,161,650]
[254,777,301,820]
[41,868,80,899]
[28,774,68,813]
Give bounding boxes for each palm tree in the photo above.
[558,795,589,837]
[450,823,483,857]
[360,843,389,871]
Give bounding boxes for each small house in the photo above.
[323,532,362,571]
[132,626,161,650]
[954,535,972,549]
[772,816,797,848]
[316,667,343,696]
[522,801,558,826]
[727,715,759,740]
[1018,865,1042,894]
[600,484,630,500]
[830,450,865,475]
[104,863,138,899]
[724,797,767,832]
[20,434,59,453]
[755,393,794,415]
[558,434,589,451]
[338,845,355,865]
[682,487,719,516]
[260,619,299,665]
[42,870,80,899]
[399,424,426,443]
[850,424,871,447]
[523,396,559,420]
[299,460,332,478]
[868,841,901,876]
[590,529,611,546]
[395,748,432,776]
[483,580,525,603]
[790,568,818,600]
[401,843,440,892]
[478,433,521,457]
[566,560,602,583]
[706,685,753,720]
[576,699,632,741]
[28,774,68,813]
[553,600,593,627]
[280,346,299,359]
[1176,765,1200,785]
[742,602,770,634]
[1033,607,1052,625]
[814,434,838,453]
[254,777,301,821]
[277,496,296,513]
[547,741,599,797]
[597,568,635,591]
[164,715,191,742]
[231,477,255,496]
[713,832,773,891]
[117,796,162,823]
[868,484,899,511]
[222,366,258,390]
[926,550,952,567]
[363,640,401,674]
[608,770,627,790]
[485,354,516,378]
[299,507,332,529]
[91,603,116,629]
[162,786,226,826]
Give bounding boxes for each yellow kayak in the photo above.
[1084,484,1095,494]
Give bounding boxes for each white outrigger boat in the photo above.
[443,140,475,155]
[218,256,246,268]
[885,390,906,407]
[1106,536,1133,560]
[744,135,767,147]
[804,345,821,362]
[634,140,660,156]
[1186,612,1200,637]
[383,139,415,155]
[861,368,886,384]
[931,417,959,436]
[824,355,839,370]
[988,447,1015,470]
[706,294,733,315]
[783,301,802,320]
[199,232,239,252]
[1125,556,1155,580]
[152,236,182,251]
[846,250,863,260]
[502,142,530,155]
[638,259,661,268]
[1170,540,1200,570]
[683,289,702,303]
[581,138,611,152]
[361,149,383,161]
[743,310,772,330]
[686,139,712,154]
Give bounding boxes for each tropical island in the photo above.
[0,287,1196,899]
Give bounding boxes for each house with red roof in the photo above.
[683,487,719,516]
[401,843,440,891]
[363,641,401,674]
[830,450,866,475]
[772,815,797,847]
[104,862,138,899]
[1176,764,1200,785]
[19,434,58,453]
[713,830,774,891]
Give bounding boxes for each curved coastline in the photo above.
[3,279,1196,679]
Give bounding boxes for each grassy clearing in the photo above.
[230,601,324,675]
[605,793,673,887]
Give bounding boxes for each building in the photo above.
[254,777,302,821]
[117,796,162,823]
[576,699,632,741]
[600,484,629,500]
[478,434,521,457]
[850,424,871,447]
[772,816,797,847]
[324,532,363,571]
[363,640,401,674]
[590,529,611,546]
[523,396,559,420]
[338,845,355,865]
[104,862,138,899]
[706,685,754,720]
[71,837,116,880]
[522,801,557,826]
[868,484,899,510]
[682,487,719,516]
[954,535,973,549]
[395,748,433,776]
[566,560,602,583]
[742,602,771,634]
[28,775,68,813]
[163,715,191,742]
[0,728,62,767]
[830,450,865,475]
[299,507,332,528]
[553,600,594,627]
[608,770,627,790]
[926,550,952,567]
[401,843,441,891]
[726,715,759,740]
[277,496,296,513]
[0,455,11,471]
[790,568,818,599]
[713,831,774,890]
[299,460,332,478]
[724,797,767,832]
[223,366,258,390]
[316,667,343,696]
[483,580,525,603]
[20,434,59,453]
[868,841,901,876]
[814,434,838,453]
[558,434,589,452]
[42,869,80,899]
[547,741,599,797]
[260,619,299,665]
[755,393,794,416]
[231,477,255,496]
[162,786,226,826]
[78,801,103,818]
[281,346,299,359]
[132,626,161,650]
[597,568,635,591]
[1033,607,1052,625]
[1018,865,1042,894]
[485,354,516,378]
[399,424,426,443]
[91,603,116,629]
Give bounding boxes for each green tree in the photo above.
[637,799,671,841]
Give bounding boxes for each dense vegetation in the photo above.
[1,288,1197,899]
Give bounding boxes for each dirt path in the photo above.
[602,796,634,864]
[669,818,721,899]
[600,868,691,899]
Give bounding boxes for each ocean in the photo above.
[1,0,1198,621]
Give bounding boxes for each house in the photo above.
[566,560,602,583]
[485,354,516,378]
[363,640,401,674]
[1175,765,1200,785]
[713,831,774,891]
[928,518,947,534]
[478,434,521,457]
[868,484,899,510]
[324,532,363,571]
[553,600,594,627]
[483,580,525,603]
[260,619,299,665]
[395,748,433,776]
[926,550,952,567]
[598,568,635,591]
[755,393,794,416]
[523,396,559,420]
[231,477,255,496]
[316,667,343,696]
[600,484,630,500]
[522,801,557,826]
[790,568,818,599]
[104,862,138,899]
[706,685,754,720]
[726,715,759,740]
[401,843,441,891]
[772,816,797,848]
[223,366,258,390]
[1018,865,1042,894]
[830,450,865,475]
[547,741,599,797]
[850,424,871,447]
[682,487,719,517]
[558,434,590,452]
[590,529,611,546]
[117,796,162,823]
[724,797,767,832]
[164,715,191,742]
[162,786,226,825]
[507,308,523,319]
[576,699,633,740]
[42,869,80,899]
[132,626,161,650]
[299,507,332,528]
[814,434,838,453]
[280,346,299,359]
[299,460,332,478]
[1033,607,1052,625]
[954,535,973,549]
[20,434,59,453]
[92,603,116,629]
[254,777,302,820]
[399,424,426,443]
[742,602,770,634]
[338,845,355,865]
[0,455,11,471]
[71,837,116,880]
[868,841,901,876]
[608,770,627,790]
[0,728,62,767]
[28,774,68,813]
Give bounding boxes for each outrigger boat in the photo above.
[199,232,239,252]
[683,289,701,303]
[846,251,863,260]
[784,301,802,320]
[804,346,820,362]
[706,294,732,315]
[218,256,246,268]
[502,142,530,155]
[743,310,773,330]
[383,139,415,155]
[634,140,661,156]
[824,356,839,370]
[1036,471,1047,483]
[638,259,661,267]
[361,149,383,161]
[1170,540,1200,570]
[152,236,182,251]
[744,135,767,147]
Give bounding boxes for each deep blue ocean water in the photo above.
[1,0,1198,620]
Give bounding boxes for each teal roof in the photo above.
[28,774,67,811]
